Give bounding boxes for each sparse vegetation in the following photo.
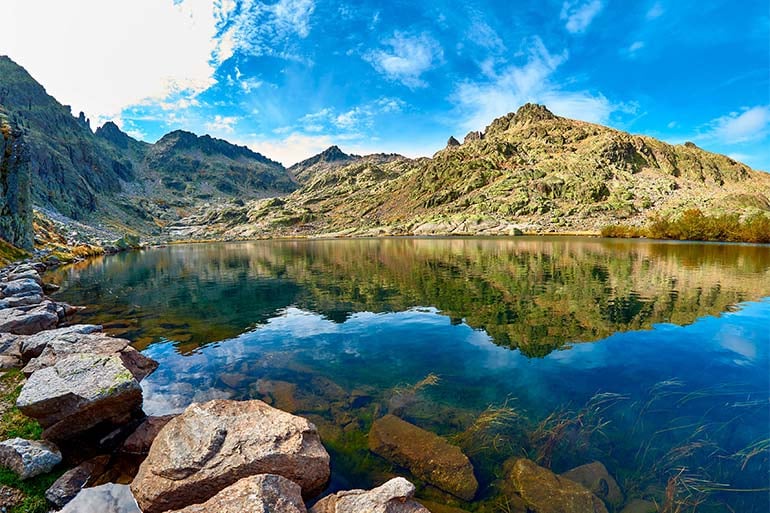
[603,209,770,243]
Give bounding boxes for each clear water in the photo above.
[49,237,770,511]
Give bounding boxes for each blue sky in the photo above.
[1,0,768,168]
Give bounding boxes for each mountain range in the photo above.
[1,54,769,246]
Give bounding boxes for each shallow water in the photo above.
[49,237,770,511]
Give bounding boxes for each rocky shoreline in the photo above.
[0,257,655,513]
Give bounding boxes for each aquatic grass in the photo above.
[452,399,526,457]
[529,392,628,468]
[388,373,441,415]
[732,438,770,471]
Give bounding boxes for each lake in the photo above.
[49,237,770,512]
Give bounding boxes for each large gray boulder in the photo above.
[501,458,609,513]
[0,303,59,334]
[19,323,102,361]
[310,477,429,513]
[22,331,157,380]
[16,354,143,441]
[0,332,22,369]
[168,474,307,513]
[0,437,62,479]
[0,278,42,298]
[368,414,478,501]
[60,483,140,513]
[131,399,330,513]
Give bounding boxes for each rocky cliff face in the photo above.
[0,110,33,250]
[0,56,130,220]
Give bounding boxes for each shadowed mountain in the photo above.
[0,56,297,236]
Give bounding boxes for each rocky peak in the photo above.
[514,103,556,123]
[484,103,558,136]
[446,136,461,148]
[76,111,91,131]
[464,131,483,144]
[95,121,135,149]
[317,145,351,163]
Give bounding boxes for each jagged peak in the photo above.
[484,103,558,136]
[318,145,351,162]
[446,136,461,147]
[515,103,556,122]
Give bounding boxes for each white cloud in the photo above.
[646,2,665,20]
[466,19,505,53]
[219,0,315,62]
[628,41,645,54]
[0,0,230,127]
[454,37,628,131]
[204,115,240,134]
[364,32,443,88]
[560,0,605,33]
[709,106,770,143]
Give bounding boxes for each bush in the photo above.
[603,209,770,243]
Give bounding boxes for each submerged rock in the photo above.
[310,477,429,513]
[16,354,143,442]
[501,458,608,513]
[45,454,111,508]
[368,414,478,501]
[60,483,140,513]
[131,399,330,513]
[168,474,307,513]
[561,461,623,507]
[0,437,62,479]
[620,498,657,513]
[19,323,102,361]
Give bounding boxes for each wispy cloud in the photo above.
[364,31,444,88]
[624,40,646,57]
[454,37,629,131]
[646,2,665,20]
[708,106,770,143]
[216,0,316,62]
[560,0,605,34]
[204,114,240,134]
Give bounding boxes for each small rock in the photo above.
[131,399,330,513]
[60,483,140,513]
[45,455,111,508]
[19,324,102,361]
[120,415,176,454]
[561,461,623,507]
[42,282,60,294]
[501,458,608,513]
[0,438,62,479]
[368,414,478,501]
[168,474,307,513]
[310,477,429,513]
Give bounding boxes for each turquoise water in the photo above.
[50,238,770,511]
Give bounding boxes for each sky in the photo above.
[1,0,768,169]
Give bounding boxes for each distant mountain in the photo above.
[0,56,296,236]
[288,145,358,183]
[172,103,770,239]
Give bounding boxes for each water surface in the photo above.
[50,237,770,511]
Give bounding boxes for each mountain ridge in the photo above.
[0,54,768,247]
